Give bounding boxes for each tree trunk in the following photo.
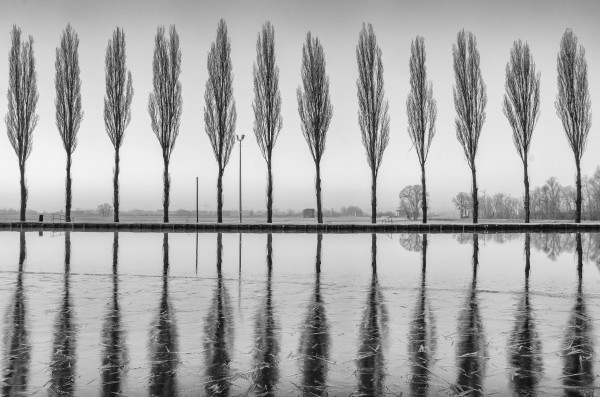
[315,163,323,224]
[266,160,273,223]
[371,170,377,224]
[19,163,27,222]
[113,149,120,223]
[471,166,478,224]
[217,168,224,224]
[523,158,530,223]
[575,159,582,223]
[65,154,72,222]
[163,158,170,223]
[421,164,427,224]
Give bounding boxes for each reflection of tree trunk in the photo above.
[508,233,542,395]
[50,231,77,395]
[149,233,178,396]
[562,233,594,395]
[252,233,280,395]
[298,233,329,395]
[101,232,128,396]
[357,234,387,395]
[455,234,486,396]
[2,232,30,395]
[204,233,234,396]
[408,234,436,396]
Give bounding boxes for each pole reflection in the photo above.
[148,233,179,396]
[454,234,487,396]
[408,234,437,396]
[101,232,128,396]
[507,233,543,396]
[298,233,330,396]
[562,233,594,396]
[2,232,31,396]
[251,233,280,395]
[49,232,77,396]
[204,232,234,396]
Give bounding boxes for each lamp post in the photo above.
[236,134,245,223]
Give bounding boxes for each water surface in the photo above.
[0,231,599,396]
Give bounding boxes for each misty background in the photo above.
[0,0,598,214]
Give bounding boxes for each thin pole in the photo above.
[239,138,242,223]
[196,176,199,223]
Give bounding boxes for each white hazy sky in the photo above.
[0,0,598,213]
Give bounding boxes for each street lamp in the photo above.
[236,134,245,223]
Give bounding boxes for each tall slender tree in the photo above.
[55,24,83,223]
[453,29,487,224]
[205,19,237,224]
[104,27,133,223]
[297,32,333,224]
[148,25,182,223]
[6,25,39,222]
[253,21,282,224]
[556,29,591,223]
[503,40,540,223]
[406,36,437,224]
[357,23,390,224]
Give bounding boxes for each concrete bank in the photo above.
[1,221,600,234]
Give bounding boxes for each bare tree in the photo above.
[205,19,237,224]
[503,40,541,223]
[55,24,83,223]
[399,184,426,221]
[253,21,282,224]
[356,23,390,224]
[406,36,436,224]
[453,29,487,224]
[297,32,333,224]
[6,25,39,222]
[453,192,473,219]
[148,25,182,223]
[104,27,133,223]
[556,29,592,223]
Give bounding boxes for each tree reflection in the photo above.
[530,233,575,261]
[49,232,77,396]
[252,233,280,395]
[562,233,594,396]
[298,233,330,396]
[2,232,30,396]
[408,234,437,396]
[101,232,128,396]
[399,233,423,252]
[204,232,234,396]
[455,234,487,396]
[507,233,543,396]
[356,234,389,395]
[148,233,179,396]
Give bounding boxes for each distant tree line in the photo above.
[1,22,593,224]
[452,168,600,220]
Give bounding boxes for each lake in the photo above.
[0,231,599,396]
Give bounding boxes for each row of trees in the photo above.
[3,22,592,224]
[452,169,600,221]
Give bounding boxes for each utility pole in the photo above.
[236,134,245,223]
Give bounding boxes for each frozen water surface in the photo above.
[0,231,599,396]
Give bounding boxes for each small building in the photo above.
[303,208,315,218]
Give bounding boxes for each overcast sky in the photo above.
[0,0,598,214]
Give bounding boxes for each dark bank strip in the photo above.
[2,221,600,234]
